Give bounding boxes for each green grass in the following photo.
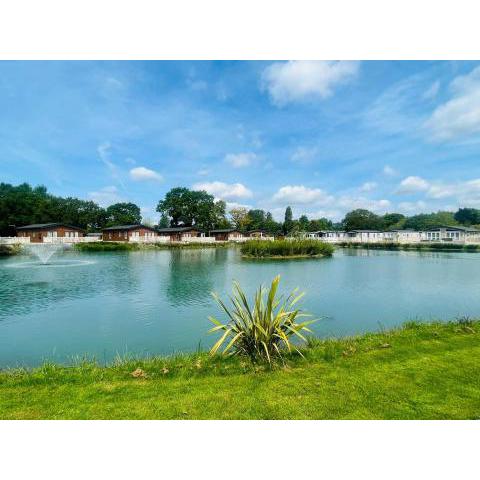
[74,241,236,252]
[1,320,478,419]
[338,241,480,252]
[0,244,22,256]
[241,239,334,258]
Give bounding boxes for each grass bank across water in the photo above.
[1,319,478,419]
[338,241,480,252]
[241,239,334,258]
[74,241,235,252]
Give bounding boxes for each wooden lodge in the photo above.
[16,223,85,243]
[248,229,267,238]
[156,226,201,242]
[209,228,244,241]
[102,224,157,242]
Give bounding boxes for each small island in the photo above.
[241,239,334,258]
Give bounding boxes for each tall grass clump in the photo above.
[241,239,334,258]
[74,242,139,252]
[208,275,315,364]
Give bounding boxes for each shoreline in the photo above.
[337,241,480,252]
[0,319,478,419]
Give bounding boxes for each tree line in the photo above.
[0,183,141,236]
[2,182,479,236]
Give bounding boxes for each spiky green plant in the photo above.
[208,275,315,364]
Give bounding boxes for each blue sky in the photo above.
[1,60,480,222]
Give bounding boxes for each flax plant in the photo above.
[208,275,315,364]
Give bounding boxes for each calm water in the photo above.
[1,247,480,366]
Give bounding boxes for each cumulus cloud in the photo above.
[224,152,257,168]
[425,66,480,141]
[272,185,334,206]
[396,176,430,194]
[397,200,428,214]
[88,186,124,207]
[129,166,163,182]
[261,61,359,106]
[383,165,398,177]
[192,181,253,200]
[359,181,377,192]
[291,146,318,164]
[337,196,391,214]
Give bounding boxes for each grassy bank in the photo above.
[338,241,480,252]
[1,320,478,419]
[74,241,235,252]
[241,239,334,258]
[0,244,22,256]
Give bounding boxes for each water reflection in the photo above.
[165,249,220,306]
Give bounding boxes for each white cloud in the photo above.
[192,181,253,200]
[272,185,334,206]
[129,166,163,182]
[396,176,430,194]
[425,66,480,141]
[423,80,440,100]
[397,200,428,214]
[291,146,318,164]
[337,196,391,214]
[197,168,209,176]
[88,186,124,207]
[224,152,257,168]
[97,141,125,187]
[383,165,398,177]
[262,61,359,106]
[359,181,377,192]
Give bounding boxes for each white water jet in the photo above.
[23,243,65,264]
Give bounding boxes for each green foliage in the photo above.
[338,241,480,252]
[208,275,314,363]
[158,213,170,228]
[342,208,385,231]
[0,182,141,234]
[454,207,480,226]
[156,187,229,231]
[106,202,142,226]
[283,206,294,234]
[404,211,458,230]
[241,239,334,257]
[383,213,406,230]
[74,242,139,252]
[308,217,333,231]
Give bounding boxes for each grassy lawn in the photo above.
[0,320,479,419]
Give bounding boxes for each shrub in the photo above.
[208,275,315,364]
[241,239,334,258]
[74,242,139,252]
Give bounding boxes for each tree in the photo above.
[229,207,251,232]
[342,209,384,231]
[382,213,405,230]
[247,209,266,230]
[264,212,282,235]
[156,187,229,230]
[404,211,458,231]
[308,217,333,231]
[283,206,294,234]
[106,202,141,226]
[158,212,170,228]
[454,208,480,226]
[298,214,309,232]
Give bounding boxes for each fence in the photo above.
[0,237,31,245]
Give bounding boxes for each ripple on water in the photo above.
[6,259,96,269]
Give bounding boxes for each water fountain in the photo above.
[22,243,65,264]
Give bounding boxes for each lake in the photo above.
[1,246,479,366]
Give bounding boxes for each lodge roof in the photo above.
[210,229,241,233]
[102,224,156,232]
[16,223,84,231]
[156,226,201,233]
[426,225,479,232]
[348,229,381,233]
